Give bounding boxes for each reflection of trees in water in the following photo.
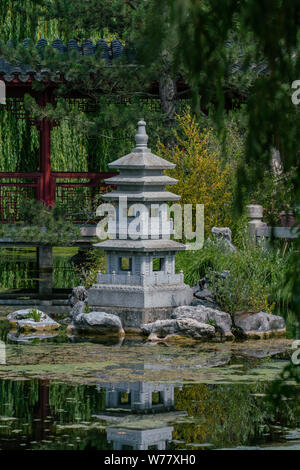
[0,379,109,450]
[0,378,300,450]
[0,260,36,290]
[49,382,106,423]
[0,320,9,341]
[0,379,39,423]
[0,379,106,425]
[173,382,300,448]
[267,362,300,427]
[0,251,81,291]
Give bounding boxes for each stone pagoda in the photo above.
[88,119,193,328]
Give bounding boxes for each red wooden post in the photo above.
[50,174,56,206]
[36,173,43,202]
[39,117,53,206]
[36,90,56,207]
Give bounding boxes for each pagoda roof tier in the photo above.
[103,119,180,204]
[104,174,178,186]
[102,190,181,202]
[108,149,176,171]
[94,239,186,252]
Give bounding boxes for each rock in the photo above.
[193,288,217,306]
[7,308,44,324]
[211,227,237,251]
[68,286,88,307]
[234,311,286,339]
[194,287,213,300]
[69,311,125,336]
[171,305,233,338]
[17,318,60,333]
[191,298,220,309]
[193,282,219,309]
[193,272,229,308]
[70,301,86,319]
[60,317,72,325]
[141,318,216,342]
[7,309,60,332]
[9,308,60,332]
[7,309,60,333]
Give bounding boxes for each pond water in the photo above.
[0,247,81,292]
[0,313,299,451]
[0,248,299,451]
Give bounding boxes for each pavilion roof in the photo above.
[0,38,130,83]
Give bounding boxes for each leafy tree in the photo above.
[0,0,184,147]
[145,0,300,320]
[158,109,233,234]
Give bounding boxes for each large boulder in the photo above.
[69,311,125,337]
[191,298,220,309]
[192,277,216,306]
[211,227,237,251]
[192,272,230,309]
[7,309,60,332]
[70,301,86,319]
[142,318,216,342]
[68,286,88,307]
[234,312,286,339]
[172,305,233,338]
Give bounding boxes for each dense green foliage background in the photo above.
[1,0,300,323]
[0,0,149,172]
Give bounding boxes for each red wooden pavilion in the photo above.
[0,38,175,222]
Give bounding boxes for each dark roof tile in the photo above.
[0,38,131,82]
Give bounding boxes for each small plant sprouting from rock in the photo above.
[84,304,91,314]
[25,309,42,323]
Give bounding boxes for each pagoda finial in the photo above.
[135,119,148,149]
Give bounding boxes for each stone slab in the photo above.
[88,283,193,310]
[88,306,174,330]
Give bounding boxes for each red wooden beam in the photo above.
[0,183,38,187]
[0,172,42,178]
[52,171,117,178]
[56,183,114,188]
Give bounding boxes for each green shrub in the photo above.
[176,236,295,317]
[84,304,91,314]
[0,200,80,245]
[73,249,106,288]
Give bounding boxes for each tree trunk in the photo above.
[159,50,177,147]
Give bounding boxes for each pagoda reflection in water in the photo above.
[95,381,184,451]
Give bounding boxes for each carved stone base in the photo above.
[88,282,193,329]
[89,305,174,331]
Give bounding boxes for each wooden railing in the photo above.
[0,171,116,223]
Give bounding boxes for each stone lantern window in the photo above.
[119,257,132,271]
[152,258,164,272]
